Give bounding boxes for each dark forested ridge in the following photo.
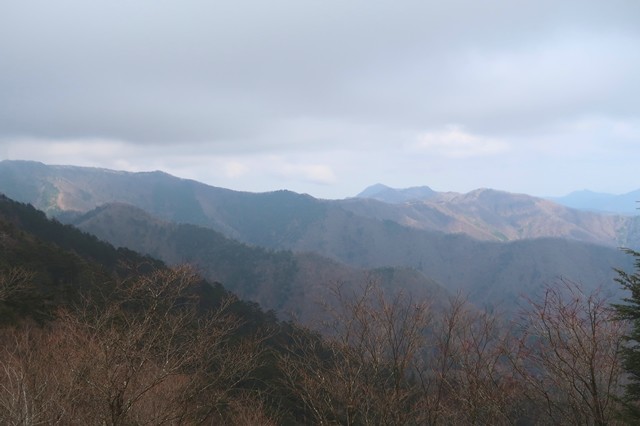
[0,193,319,423]
[0,194,155,323]
[0,193,284,326]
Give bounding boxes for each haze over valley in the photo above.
[1,160,637,315]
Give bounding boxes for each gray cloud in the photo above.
[1,0,639,197]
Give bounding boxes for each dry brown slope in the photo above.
[343,188,637,247]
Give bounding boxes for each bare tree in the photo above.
[280,281,523,425]
[414,293,521,425]
[280,280,432,425]
[510,279,625,425]
[0,267,34,304]
[0,265,273,425]
[0,323,67,425]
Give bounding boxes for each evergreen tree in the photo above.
[613,248,640,420]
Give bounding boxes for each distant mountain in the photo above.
[342,188,640,248]
[0,160,328,246]
[2,161,637,248]
[356,183,437,203]
[549,189,640,215]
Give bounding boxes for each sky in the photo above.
[1,0,639,199]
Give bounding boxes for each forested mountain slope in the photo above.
[58,194,635,311]
[277,206,632,306]
[0,193,326,424]
[0,193,281,326]
[73,202,449,321]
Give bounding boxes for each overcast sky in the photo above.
[1,0,639,199]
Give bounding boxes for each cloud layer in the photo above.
[1,0,638,197]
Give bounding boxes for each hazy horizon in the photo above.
[4,159,639,202]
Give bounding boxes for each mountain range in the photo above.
[359,182,640,215]
[353,183,640,247]
[0,160,636,313]
[4,174,630,424]
[2,161,638,248]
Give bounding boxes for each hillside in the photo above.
[347,187,640,247]
[73,202,449,322]
[72,199,634,310]
[0,193,286,325]
[0,194,165,322]
[0,160,329,246]
[0,193,340,424]
[272,206,631,306]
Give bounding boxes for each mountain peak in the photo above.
[357,183,393,197]
[549,189,640,215]
[356,184,436,204]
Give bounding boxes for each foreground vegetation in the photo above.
[1,194,639,424]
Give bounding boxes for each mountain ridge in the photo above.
[345,187,639,248]
[356,181,640,215]
[0,160,636,310]
[2,160,638,248]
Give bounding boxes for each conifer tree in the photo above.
[613,248,640,420]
